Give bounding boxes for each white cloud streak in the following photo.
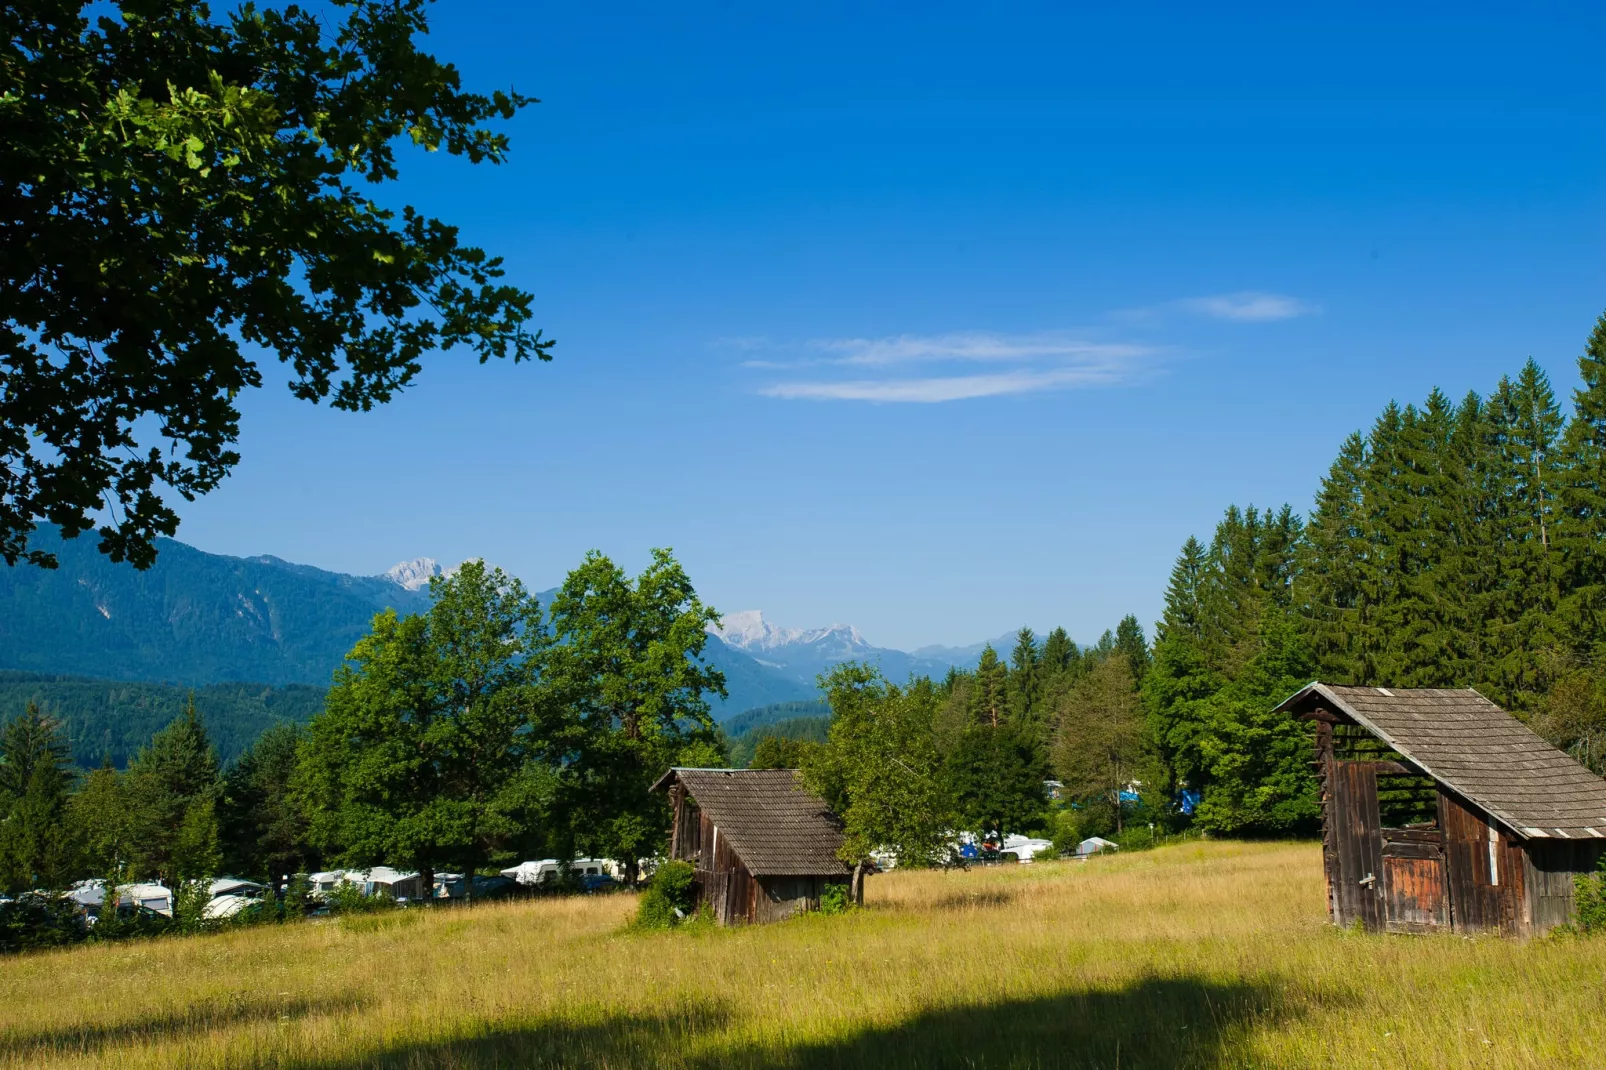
[1176,291,1319,322]
[760,365,1135,403]
[815,332,1150,367]
[756,331,1156,404]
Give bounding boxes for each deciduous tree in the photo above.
[543,549,726,882]
[1,0,551,569]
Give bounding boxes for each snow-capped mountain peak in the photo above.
[383,557,442,591]
[713,610,869,653]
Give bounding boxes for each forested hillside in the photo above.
[0,532,431,684]
[722,700,831,766]
[0,673,324,768]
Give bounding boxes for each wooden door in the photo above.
[1380,830,1448,933]
[1332,762,1386,930]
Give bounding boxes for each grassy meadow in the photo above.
[3,840,1606,1068]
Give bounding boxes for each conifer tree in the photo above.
[1113,615,1150,685]
[1040,627,1077,676]
[1008,627,1041,725]
[968,645,1009,728]
[1557,311,1606,660]
[221,722,316,884]
[0,703,73,892]
[124,696,221,884]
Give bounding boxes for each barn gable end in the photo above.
[653,767,850,925]
[1277,683,1606,935]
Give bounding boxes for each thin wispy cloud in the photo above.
[1176,291,1319,322]
[760,365,1136,403]
[816,332,1150,367]
[752,330,1159,404]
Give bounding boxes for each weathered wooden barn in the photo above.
[653,767,850,925]
[1277,683,1606,935]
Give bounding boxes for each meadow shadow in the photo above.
[736,975,1308,1069]
[289,976,1315,1069]
[289,1000,733,1070]
[0,992,369,1061]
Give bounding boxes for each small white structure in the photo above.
[209,877,267,899]
[203,894,258,920]
[1003,834,1056,862]
[66,879,174,917]
[309,867,424,901]
[1076,836,1119,859]
[500,858,617,885]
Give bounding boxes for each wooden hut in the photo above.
[653,767,850,925]
[1277,682,1606,935]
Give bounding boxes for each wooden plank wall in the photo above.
[692,811,757,925]
[1523,840,1605,932]
[1439,790,1526,933]
[753,876,825,923]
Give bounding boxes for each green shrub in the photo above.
[819,883,851,915]
[1049,810,1083,858]
[0,894,87,953]
[1114,824,1159,852]
[1575,859,1606,933]
[634,860,696,930]
[326,880,398,916]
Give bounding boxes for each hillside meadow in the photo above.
[3,841,1605,1068]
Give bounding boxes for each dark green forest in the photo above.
[0,673,324,767]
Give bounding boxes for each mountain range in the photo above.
[710,610,967,687]
[0,534,1000,723]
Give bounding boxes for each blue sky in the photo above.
[174,1,1606,651]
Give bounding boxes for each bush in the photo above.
[326,880,398,916]
[89,901,175,943]
[1575,859,1606,933]
[0,894,87,954]
[1113,824,1158,852]
[819,883,851,915]
[634,860,696,930]
[1049,810,1083,858]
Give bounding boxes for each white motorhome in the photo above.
[500,858,617,885]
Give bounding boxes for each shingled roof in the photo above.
[652,768,850,877]
[1276,682,1606,839]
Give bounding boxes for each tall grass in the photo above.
[1,841,1604,1068]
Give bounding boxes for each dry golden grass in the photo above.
[3,840,1606,1068]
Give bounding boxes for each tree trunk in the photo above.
[625,857,640,886]
[851,861,866,906]
[420,864,435,905]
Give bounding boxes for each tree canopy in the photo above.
[1,0,550,569]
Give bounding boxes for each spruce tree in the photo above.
[124,696,221,884]
[221,722,316,884]
[1040,627,1077,675]
[1557,311,1606,662]
[969,645,1009,728]
[0,703,74,892]
[1008,627,1041,725]
[1113,615,1150,685]
[1296,432,1370,682]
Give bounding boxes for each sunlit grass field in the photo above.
[3,840,1606,1068]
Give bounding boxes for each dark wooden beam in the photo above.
[1299,706,1345,724]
